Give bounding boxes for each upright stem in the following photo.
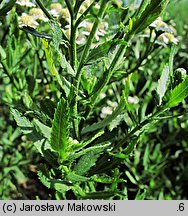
[84,33,133,119]
[70,19,77,69]
[35,0,54,20]
[76,0,108,78]
[64,0,76,68]
[70,0,108,139]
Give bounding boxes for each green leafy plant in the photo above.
[1,0,188,199]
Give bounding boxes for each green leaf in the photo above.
[109,136,139,159]
[81,191,117,199]
[135,189,148,200]
[10,108,49,156]
[73,130,104,152]
[65,172,89,183]
[157,64,170,105]
[132,0,170,34]
[50,20,75,76]
[86,41,113,64]
[33,119,51,140]
[50,98,70,161]
[73,142,111,176]
[0,0,16,17]
[11,108,33,135]
[40,98,56,119]
[135,0,150,19]
[69,141,111,161]
[91,175,125,184]
[38,169,71,194]
[125,171,137,185]
[11,108,42,142]
[143,144,150,171]
[86,39,128,65]
[81,97,125,134]
[167,76,188,108]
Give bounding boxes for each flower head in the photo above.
[19,13,39,28]
[49,3,63,17]
[16,0,35,7]
[29,8,48,22]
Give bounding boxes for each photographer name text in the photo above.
[2,202,116,213]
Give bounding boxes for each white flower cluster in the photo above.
[16,0,35,8]
[150,17,179,45]
[17,1,108,43]
[17,0,48,29]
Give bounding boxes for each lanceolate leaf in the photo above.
[86,39,128,65]
[157,64,170,105]
[38,169,71,194]
[167,76,188,108]
[11,108,42,142]
[33,119,51,140]
[74,142,111,176]
[81,96,125,134]
[135,0,150,19]
[132,0,170,34]
[42,39,68,94]
[50,98,70,161]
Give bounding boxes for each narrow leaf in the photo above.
[167,76,188,108]
[73,142,111,175]
[86,39,128,65]
[50,98,70,161]
[82,96,125,134]
[157,64,170,105]
[38,170,71,194]
[132,0,170,34]
[65,172,88,183]
[33,119,51,140]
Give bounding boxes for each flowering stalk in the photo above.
[65,0,77,68]
[70,0,108,139]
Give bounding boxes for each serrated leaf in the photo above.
[157,64,170,105]
[50,20,62,50]
[69,142,111,161]
[11,108,42,141]
[11,108,48,156]
[73,142,111,176]
[167,76,188,108]
[38,170,71,194]
[50,20,75,76]
[11,108,33,134]
[50,98,70,161]
[33,119,51,140]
